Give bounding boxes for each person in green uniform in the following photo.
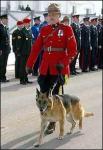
[19,18,32,85]
[0,14,11,82]
[12,21,24,79]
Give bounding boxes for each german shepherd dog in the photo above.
[35,88,94,147]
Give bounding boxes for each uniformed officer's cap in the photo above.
[43,12,48,17]
[90,17,98,22]
[63,16,69,21]
[23,18,31,23]
[48,3,61,14]
[17,21,23,25]
[83,16,90,21]
[0,14,8,19]
[72,13,80,18]
[33,16,40,21]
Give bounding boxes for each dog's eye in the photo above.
[43,101,47,104]
[38,100,41,104]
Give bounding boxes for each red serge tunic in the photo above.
[26,23,77,76]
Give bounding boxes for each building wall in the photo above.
[1,1,102,15]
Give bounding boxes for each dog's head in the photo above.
[36,88,51,114]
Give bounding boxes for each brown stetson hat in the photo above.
[48,3,61,14]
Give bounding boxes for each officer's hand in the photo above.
[69,57,75,63]
[90,46,92,51]
[26,67,32,74]
[0,50,2,56]
[99,45,102,49]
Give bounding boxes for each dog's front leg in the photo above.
[35,119,47,147]
[58,120,65,140]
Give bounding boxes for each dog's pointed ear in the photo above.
[36,88,40,97]
[45,90,51,98]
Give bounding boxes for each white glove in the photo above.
[90,46,92,51]
[99,45,102,49]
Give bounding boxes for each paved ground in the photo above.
[1,69,102,149]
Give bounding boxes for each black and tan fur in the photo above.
[35,89,94,147]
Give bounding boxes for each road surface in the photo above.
[1,70,102,149]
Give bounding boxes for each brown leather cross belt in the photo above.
[44,47,65,52]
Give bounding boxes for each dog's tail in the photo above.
[84,112,94,117]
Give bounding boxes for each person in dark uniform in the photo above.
[19,18,32,85]
[31,16,41,43]
[97,16,103,69]
[26,3,77,134]
[39,12,49,30]
[70,14,81,75]
[89,17,98,71]
[0,14,11,82]
[79,16,91,72]
[31,16,41,76]
[12,21,24,79]
[61,16,69,25]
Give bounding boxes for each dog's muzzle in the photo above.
[40,106,48,115]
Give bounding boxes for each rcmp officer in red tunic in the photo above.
[26,3,77,134]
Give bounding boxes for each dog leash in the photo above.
[56,64,65,95]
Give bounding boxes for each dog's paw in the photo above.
[33,144,40,148]
[67,131,72,135]
[58,136,64,140]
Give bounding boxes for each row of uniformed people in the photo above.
[61,14,103,75]
[0,13,102,83]
[80,16,103,72]
[12,13,49,85]
[12,18,33,84]
[0,13,48,84]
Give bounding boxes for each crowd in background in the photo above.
[0,12,103,84]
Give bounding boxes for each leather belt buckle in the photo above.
[48,46,51,54]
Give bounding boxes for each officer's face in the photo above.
[48,12,60,24]
[2,18,8,25]
[34,20,41,25]
[84,20,89,25]
[92,20,97,26]
[18,25,24,30]
[72,17,79,23]
[45,16,49,22]
[63,20,69,25]
[24,23,30,28]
